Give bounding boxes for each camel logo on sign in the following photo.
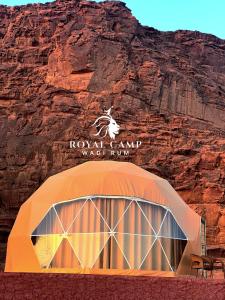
[92,107,120,140]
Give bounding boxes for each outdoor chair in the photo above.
[190,254,213,278]
[211,257,225,279]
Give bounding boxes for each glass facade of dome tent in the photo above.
[31,196,190,272]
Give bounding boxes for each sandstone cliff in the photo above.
[0,0,225,269]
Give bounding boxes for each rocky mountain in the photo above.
[0,0,225,269]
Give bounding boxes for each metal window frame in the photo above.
[31,195,188,272]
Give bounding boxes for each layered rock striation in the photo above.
[0,0,225,269]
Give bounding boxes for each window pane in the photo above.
[137,201,167,234]
[32,208,64,235]
[114,201,154,235]
[158,211,187,240]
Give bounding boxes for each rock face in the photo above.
[0,0,225,269]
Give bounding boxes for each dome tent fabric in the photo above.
[5,161,201,276]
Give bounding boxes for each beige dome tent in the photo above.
[5,161,202,276]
